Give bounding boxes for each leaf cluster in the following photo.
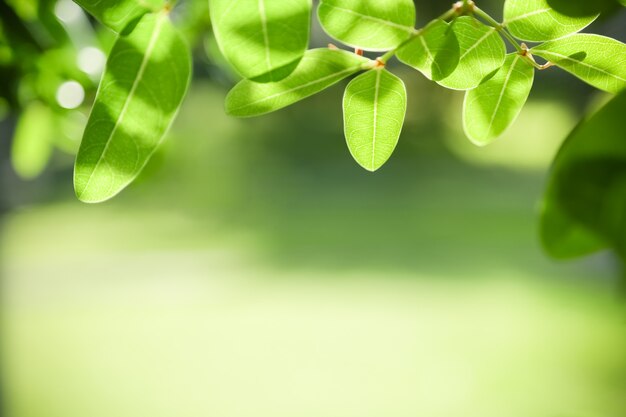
[2,0,625,207]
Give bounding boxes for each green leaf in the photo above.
[396,19,460,81]
[463,53,534,145]
[226,48,369,117]
[74,12,191,203]
[541,90,626,259]
[503,0,597,42]
[11,101,54,179]
[72,0,163,33]
[343,69,406,171]
[317,0,416,51]
[531,34,626,93]
[209,0,311,82]
[436,16,506,91]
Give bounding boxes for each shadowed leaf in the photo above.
[74,13,191,203]
[463,53,534,145]
[317,0,415,51]
[437,16,505,91]
[396,19,460,81]
[531,34,626,93]
[210,0,311,82]
[504,0,597,42]
[226,48,369,117]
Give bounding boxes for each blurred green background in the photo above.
[1,1,626,416]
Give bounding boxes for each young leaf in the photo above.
[436,16,506,91]
[74,13,191,203]
[503,0,597,42]
[396,20,460,81]
[541,89,626,259]
[317,0,416,51]
[463,53,534,145]
[343,69,406,171]
[226,48,369,117]
[531,34,626,93]
[209,0,311,82]
[72,0,163,33]
[11,102,54,179]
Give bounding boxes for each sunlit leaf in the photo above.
[11,101,54,179]
[226,48,369,117]
[396,19,459,81]
[503,0,597,42]
[541,90,626,259]
[209,0,311,81]
[546,0,619,17]
[343,69,406,171]
[437,16,506,90]
[463,53,534,145]
[317,0,416,51]
[74,13,191,203]
[531,34,626,93]
[72,0,163,33]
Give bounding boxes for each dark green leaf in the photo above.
[541,90,626,259]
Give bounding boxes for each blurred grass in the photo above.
[2,70,626,416]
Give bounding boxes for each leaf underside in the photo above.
[226,48,369,117]
[463,53,535,145]
[531,34,626,94]
[343,69,407,171]
[317,0,416,51]
[436,16,506,91]
[74,13,191,203]
[210,0,311,82]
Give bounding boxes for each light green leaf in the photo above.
[74,12,191,203]
[343,69,406,171]
[317,0,416,51]
[436,16,506,91]
[503,0,597,42]
[72,0,163,33]
[226,48,369,117]
[396,19,460,81]
[541,89,626,259]
[209,0,311,81]
[531,34,626,93]
[11,102,55,179]
[463,53,534,145]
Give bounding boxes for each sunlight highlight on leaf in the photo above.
[343,69,406,171]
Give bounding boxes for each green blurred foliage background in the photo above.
[1,1,626,416]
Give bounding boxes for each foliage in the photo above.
[1,0,625,260]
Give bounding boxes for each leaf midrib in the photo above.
[485,55,520,138]
[230,64,363,112]
[370,69,382,170]
[78,14,165,199]
[532,49,626,83]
